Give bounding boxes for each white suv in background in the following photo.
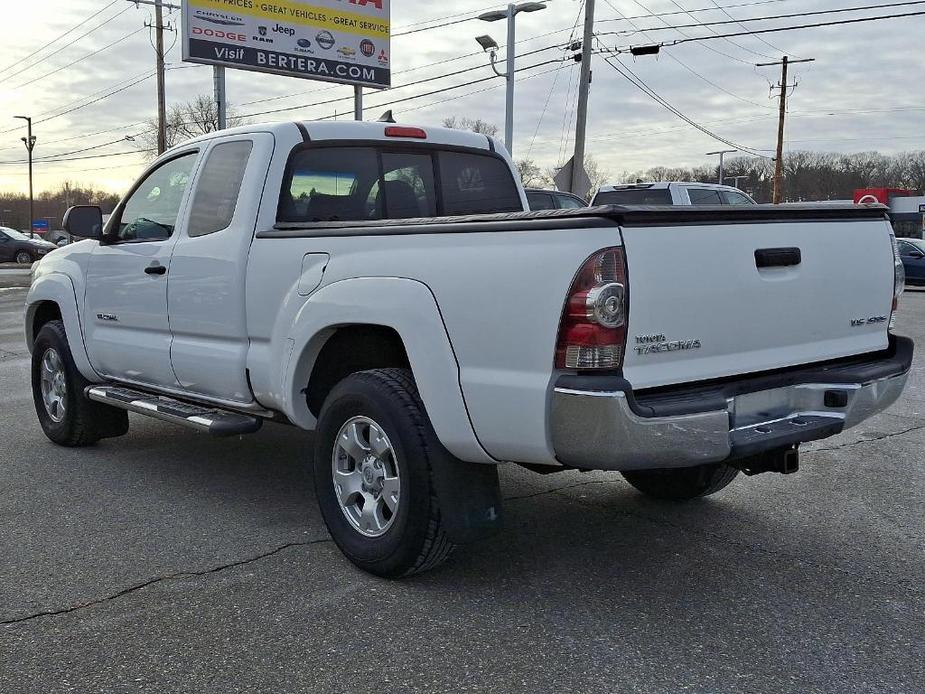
[593,182,756,206]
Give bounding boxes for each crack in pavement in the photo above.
[5,418,922,629]
[1,537,332,629]
[808,423,925,453]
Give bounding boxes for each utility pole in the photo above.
[757,55,814,203]
[128,1,177,153]
[154,0,167,153]
[707,149,737,185]
[14,116,36,237]
[571,0,595,196]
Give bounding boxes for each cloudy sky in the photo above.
[0,0,923,194]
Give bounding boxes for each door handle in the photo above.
[755,247,801,268]
[144,263,167,275]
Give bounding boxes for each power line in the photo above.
[599,0,774,107]
[621,0,758,64]
[613,8,925,52]
[0,4,133,85]
[8,26,146,91]
[597,1,925,36]
[597,41,771,156]
[240,45,564,119]
[0,0,122,77]
[705,0,792,54]
[597,0,798,25]
[663,0,777,59]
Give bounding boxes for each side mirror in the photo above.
[63,205,103,239]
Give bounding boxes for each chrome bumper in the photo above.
[550,369,909,471]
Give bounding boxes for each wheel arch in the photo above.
[25,273,98,381]
[280,277,495,464]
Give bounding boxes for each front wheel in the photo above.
[15,250,33,264]
[31,320,128,446]
[313,368,454,578]
[622,463,738,501]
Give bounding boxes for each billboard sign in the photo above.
[182,0,390,88]
[31,219,49,234]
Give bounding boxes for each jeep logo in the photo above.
[272,23,295,36]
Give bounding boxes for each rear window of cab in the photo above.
[278,145,522,223]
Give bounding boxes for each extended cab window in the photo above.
[438,152,522,215]
[188,141,253,237]
[116,152,197,242]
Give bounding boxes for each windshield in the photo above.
[594,188,672,205]
[1,228,31,241]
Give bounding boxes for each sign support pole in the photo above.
[214,65,227,130]
[354,85,363,121]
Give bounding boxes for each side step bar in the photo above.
[86,386,263,437]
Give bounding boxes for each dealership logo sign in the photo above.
[316,31,335,50]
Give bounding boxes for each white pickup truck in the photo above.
[26,120,912,577]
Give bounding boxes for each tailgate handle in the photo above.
[755,247,801,268]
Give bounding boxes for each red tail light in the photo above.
[384,126,426,139]
[555,247,628,370]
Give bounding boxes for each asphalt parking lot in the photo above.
[1,278,923,693]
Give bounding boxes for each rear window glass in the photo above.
[280,147,379,222]
[279,147,520,222]
[438,152,522,215]
[593,188,671,205]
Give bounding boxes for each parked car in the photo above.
[593,181,756,206]
[25,120,911,578]
[898,237,925,285]
[0,226,57,264]
[525,188,587,210]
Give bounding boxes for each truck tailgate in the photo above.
[619,216,896,390]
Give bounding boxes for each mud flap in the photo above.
[431,456,503,544]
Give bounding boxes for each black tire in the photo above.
[622,462,739,501]
[313,368,454,578]
[31,320,129,446]
[15,250,33,265]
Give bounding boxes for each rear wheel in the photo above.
[622,463,738,501]
[313,368,454,577]
[15,250,33,264]
[31,320,128,446]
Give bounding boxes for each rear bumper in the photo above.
[550,336,913,471]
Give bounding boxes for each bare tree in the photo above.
[442,116,499,138]
[138,95,248,156]
[515,159,550,188]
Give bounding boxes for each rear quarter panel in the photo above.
[246,225,622,465]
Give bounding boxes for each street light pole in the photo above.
[504,5,515,154]
[706,149,737,185]
[14,116,36,237]
[477,2,547,156]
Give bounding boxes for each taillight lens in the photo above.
[555,247,628,369]
[890,232,904,330]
